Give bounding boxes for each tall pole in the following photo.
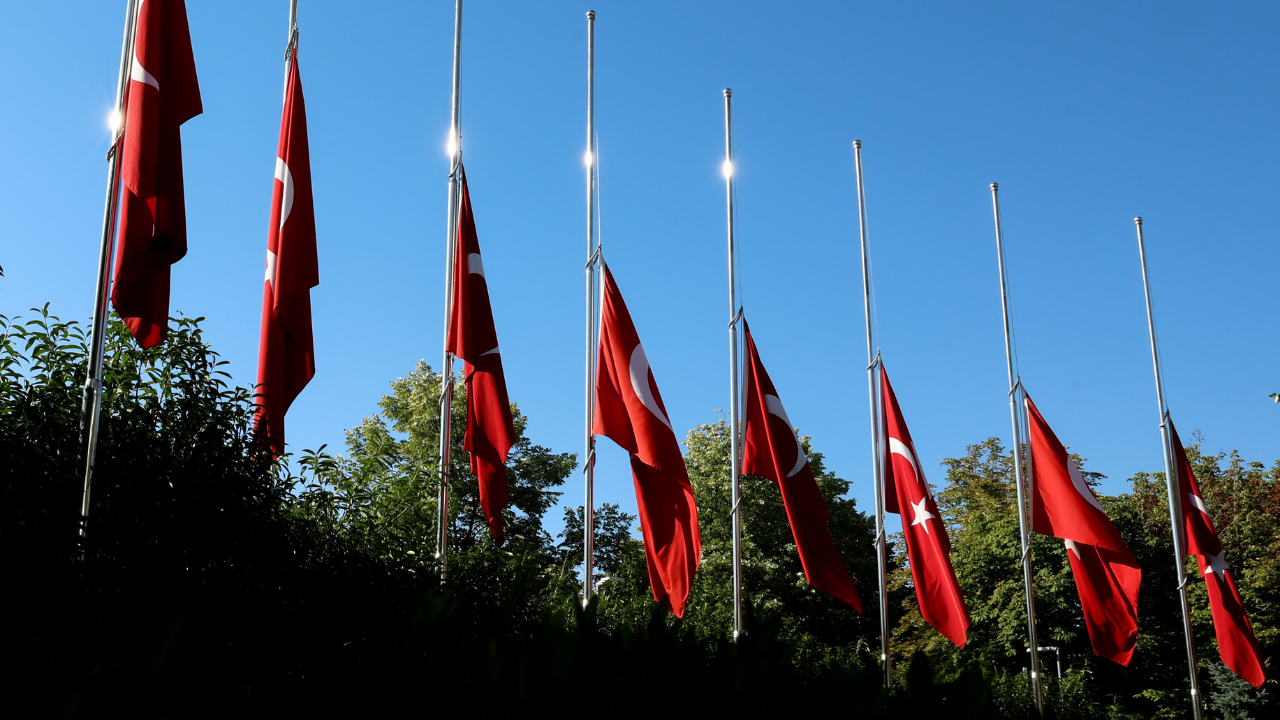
[723,88,744,640]
[436,0,463,577]
[78,0,140,548]
[1136,217,1204,720]
[582,9,599,605]
[991,183,1043,715]
[853,140,890,687]
[284,0,299,84]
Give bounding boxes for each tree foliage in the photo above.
[4,306,1276,718]
[889,437,1279,719]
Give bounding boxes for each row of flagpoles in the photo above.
[75,3,1266,718]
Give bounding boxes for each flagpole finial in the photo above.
[1135,216,1143,226]
[853,139,861,149]
[990,182,999,191]
[724,88,732,98]
[587,9,595,19]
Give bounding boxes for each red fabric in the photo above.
[113,0,202,347]
[592,264,700,616]
[1026,394,1140,665]
[255,47,317,458]
[445,171,515,546]
[740,321,861,612]
[1170,421,1266,688]
[879,364,967,644]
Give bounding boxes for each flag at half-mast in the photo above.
[255,44,318,457]
[593,263,700,617]
[1026,393,1141,666]
[113,0,202,348]
[1169,419,1266,688]
[741,321,862,612]
[879,363,968,645]
[446,169,516,546]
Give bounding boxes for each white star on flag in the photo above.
[1203,549,1230,582]
[910,497,936,535]
[265,250,278,292]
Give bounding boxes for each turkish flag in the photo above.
[1026,394,1141,666]
[1169,420,1266,688]
[879,364,967,644]
[592,263,700,616]
[255,47,318,458]
[112,0,202,347]
[741,321,861,612]
[445,169,515,546]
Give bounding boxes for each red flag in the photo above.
[445,170,515,546]
[1170,420,1266,688]
[112,0,202,347]
[255,47,318,458]
[592,263,700,616]
[741,322,862,612]
[1026,394,1141,666]
[879,364,967,644]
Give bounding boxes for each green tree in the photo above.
[1123,441,1280,719]
[898,437,1279,719]
[593,416,882,666]
[558,502,647,589]
[291,360,579,617]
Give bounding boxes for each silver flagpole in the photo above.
[284,0,299,84]
[1135,217,1204,720]
[853,140,890,687]
[436,0,463,577]
[582,9,599,605]
[991,183,1043,715]
[78,0,140,547]
[723,88,744,640]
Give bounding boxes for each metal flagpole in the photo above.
[78,0,140,548]
[1135,217,1204,720]
[582,9,599,605]
[436,0,463,578]
[284,0,299,85]
[723,88,744,640]
[853,140,890,687]
[990,183,1044,715]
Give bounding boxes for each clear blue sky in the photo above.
[3,1,1277,542]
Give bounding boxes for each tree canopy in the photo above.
[2,307,1276,718]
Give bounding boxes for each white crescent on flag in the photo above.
[764,393,807,478]
[1067,458,1106,513]
[129,1,159,90]
[629,343,672,431]
[275,158,294,231]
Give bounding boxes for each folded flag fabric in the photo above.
[592,263,700,617]
[880,363,967,644]
[1026,393,1141,666]
[1169,419,1266,688]
[741,320,861,612]
[445,169,515,545]
[113,0,202,347]
[255,45,317,457]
